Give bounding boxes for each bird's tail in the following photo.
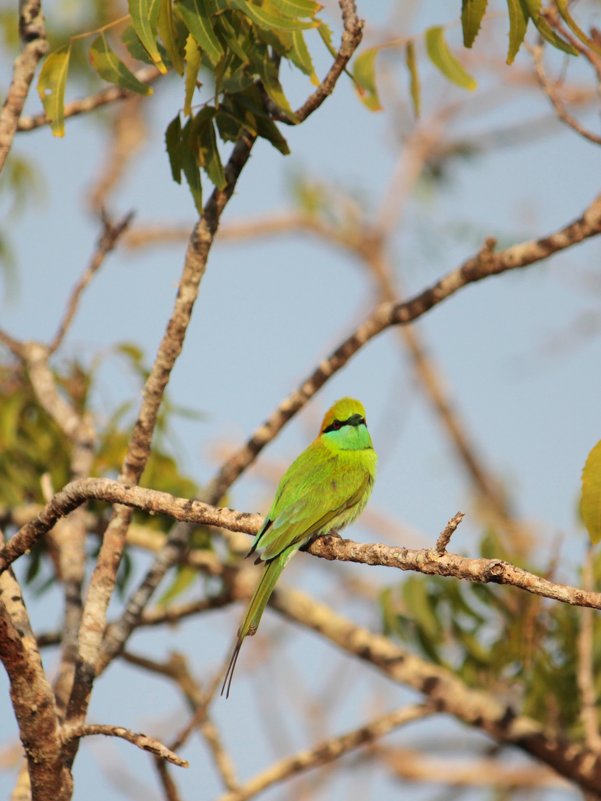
[221,554,288,698]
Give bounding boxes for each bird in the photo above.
[221,397,377,697]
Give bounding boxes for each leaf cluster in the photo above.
[0,349,206,595]
[382,529,599,737]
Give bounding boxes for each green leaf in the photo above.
[89,34,154,95]
[255,114,290,154]
[158,0,185,74]
[194,107,226,188]
[37,44,71,137]
[270,0,321,15]
[522,0,579,56]
[232,0,317,31]
[165,114,182,181]
[462,0,488,48]
[555,0,601,54]
[581,439,601,544]
[353,47,382,111]
[176,0,224,65]
[181,118,203,213]
[290,29,319,84]
[128,0,167,72]
[317,21,336,57]
[250,48,296,117]
[183,33,201,115]
[425,25,477,90]
[405,40,420,117]
[506,0,528,64]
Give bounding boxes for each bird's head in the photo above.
[319,398,373,450]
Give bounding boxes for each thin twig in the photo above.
[531,43,601,146]
[215,705,431,801]
[17,65,161,132]
[435,512,465,554]
[122,651,239,790]
[62,722,188,768]
[49,210,134,354]
[0,0,48,172]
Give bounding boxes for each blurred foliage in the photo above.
[381,528,599,738]
[0,347,209,597]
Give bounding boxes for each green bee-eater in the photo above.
[222,397,377,697]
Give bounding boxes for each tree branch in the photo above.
[4,478,601,612]
[62,723,188,768]
[16,66,160,133]
[0,544,71,800]
[0,0,48,173]
[271,586,601,797]
[48,210,134,355]
[215,705,431,801]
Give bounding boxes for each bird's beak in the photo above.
[347,413,364,427]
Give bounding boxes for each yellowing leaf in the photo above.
[128,0,167,73]
[462,0,488,48]
[581,440,601,544]
[405,40,420,118]
[522,0,579,56]
[158,0,185,74]
[290,29,319,85]
[232,0,317,31]
[353,47,382,111]
[425,25,477,91]
[89,34,154,95]
[37,44,71,137]
[505,0,528,64]
[183,33,201,115]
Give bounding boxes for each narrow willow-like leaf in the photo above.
[255,115,290,154]
[197,111,226,188]
[506,0,528,63]
[556,0,601,54]
[271,0,320,15]
[425,25,477,90]
[177,0,224,65]
[462,0,488,48]
[317,21,336,57]
[252,49,295,116]
[158,0,185,74]
[181,118,203,213]
[128,0,167,72]
[89,34,154,95]
[581,440,601,544]
[522,0,579,55]
[232,0,317,31]
[405,40,420,118]
[290,30,319,84]
[37,44,71,137]
[183,34,201,115]
[353,47,382,111]
[165,114,182,181]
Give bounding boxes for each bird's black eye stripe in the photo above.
[324,419,343,433]
[323,415,366,433]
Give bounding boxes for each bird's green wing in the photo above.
[255,462,371,561]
